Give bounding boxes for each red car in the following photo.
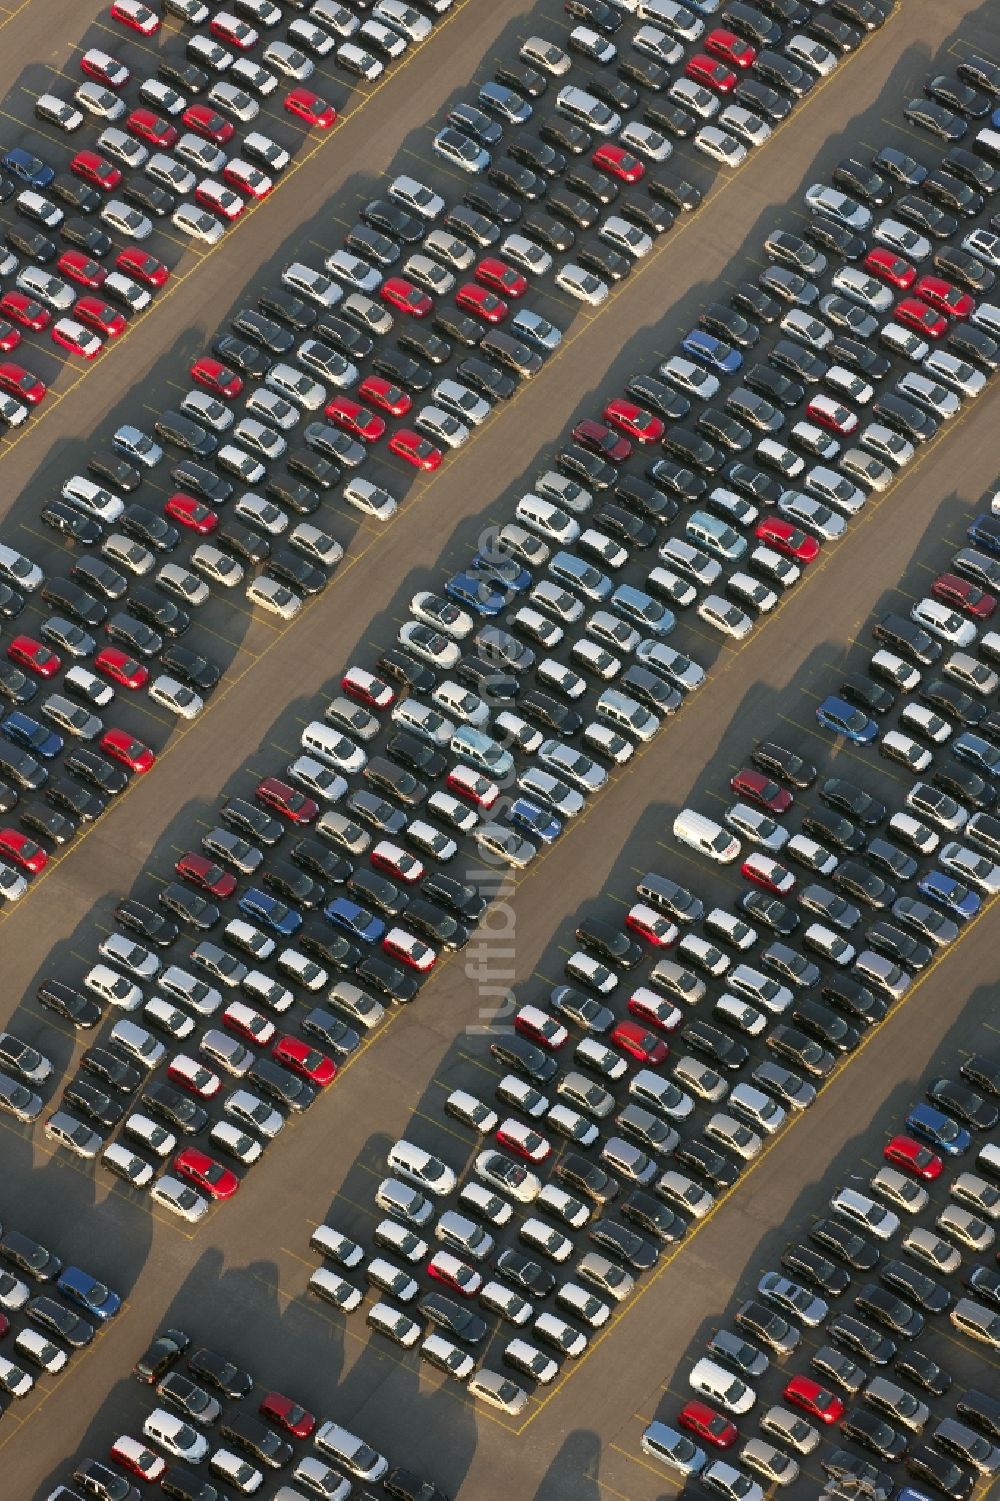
[388,429,442,471]
[685,54,737,92]
[380,277,433,319]
[223,159,272,200]
[210,11,258,48]
[175,852,237,899]
[341,666,394,709]
[591,142,645,183]
[806,394,857,436]
[255,777,318,824]
[382,928,436,971]
[895,297,948,340]
[94,647,149,689]
[195,180,244,221]
[357,375,411,416]
[52,321,102,360]
[0,363,45,405]
[222,1002,275,1046]
[100,728,155,774]
[58,251,107,289]
[754,516,819,563]
[126,109,178,150]
[783,1374,844,1425]
[741,853,795,895]
[626,988,682,1032]
[109,1438,165,1482]
[173,1147,239,1200]
[864,247,916,289]
[284,88,337,129]
[495,1120,551,1163]
[913,275,974,320]
[609,1019,669,1066]
[324,396,385,443]
[0,828,48,873]
[678,1401,738,1449]
[116,248,169,287]
[624,904,678,948]
[604,398,664,445]
[272,1036,336,1087]
[0,322,20,354]
[70,150,122,192]
[572,418,631,463]
[0,292,50,331]
[109,0,160,36]
[165,493,219,535]
[259,1392,316,1439]
[190,356,243,399]
[427,1252,483,1297]
[513,1005,569,1051]
[931,571,995,619]
[183,105,235,145]
[74,297,127,338]
[370,843,424,882]
[455,283,507,324]
[704,27,756,68]
[7,635,61,678]
[80,48,130,88]
[168,1056,221,1098]
[883,1134,943,1181]
[730,767,793,814]
[474,257,528,298]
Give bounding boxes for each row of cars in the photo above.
[645,1051,1000,1501]
[45,1321,451,1500]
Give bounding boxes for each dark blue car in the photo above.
[815,695,878,745]
[508,797,562,844]
[905,1102,971,1156]
[469,551,532,592]
[324,895,385,944]
[238,887,302,937]
[2,147,54,188]
[56,1266,121,1321]
[918,869,980,921]
[1,710,63,759]
[682,328,743,374]
[445,571,508,617]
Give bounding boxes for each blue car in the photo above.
[918,869,981,921]
[681,328,743,375]
[469,552,532,592]
[324,895,385,944]
[815,695,878,745]
[967,514,1000,556]
[1,710,63,759]
[445,572,508,617]
[2,147,54,188]
[508,797,562,844]
[952,731,1000,778]
[57,1266,121,1321]
[238,888,302,937]
[905,1102,971,1156]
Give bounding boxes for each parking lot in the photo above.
[1,0,1000,1498]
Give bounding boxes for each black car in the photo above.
[565,162,618,207]
[964,1264,1000,1310]
[418,1292,488,1344]
[122,180,174,218]
[948,323,1000,372]
[232,308,294,354]
[492,1247,557,1296]
[586,1219,659,1272]
[620,1190,684,1243]
[821,1452,892,1501]
[141,1082,208,1135]
[120,503,179,553]
[563,0,622,33]
[383,1469,448,1501]
[63,1078,125,1128]
[217,1413,292,1468]
[356,954,419,1004]
[960,1053,1000,1097]
[211,333,270,380]
[80,1046,141,1093]
[923,171,985,219]
[819,777,886,826]
[828,1312,896,1366]
[752,741,816,788]
[906,1445,974,1500]
[801,810,864,853]
[156,1371,219,1426]
[721,2,781,47]
[680,1020,749,1072]
[740,890,798,935]
[160,645,221,693]
[647,458,707,502]
[895,192,958,240]
[744,365,804,410]
[49,174,101,214]
[895,1346,951,1396]
[71,557,127,602]
[66,748,127,798]
[821,973,887,1025]
[841,1408,907,1462]
[40,501,102,546]
[422,872,487,922]
[35,979,101,1029]
[673,1135,740,1190]
[803,215,866,261]
[880,1259,951,1315]
[20,804,75,845]
[769,338,828,384]
[113,898,177,949]
[187,1346,252,1399]
[833,157,892,205]
[220,797,283,847]
[811,1217,879,1271]
[27,1295,93,1348]
[856,1281,924,1339]
[780,1242,851,1296]
[767,1025,833,1078]
[789,997,858,1052]
[867,921,931,972]
[731,282,780,324]
[361,197,422,242]
[927,1075,998,1130]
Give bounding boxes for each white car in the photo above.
[156,564,211,607]
[150,1175,209,1223]
[398,621,460,668]
[786,33,837,75]
[149,674,204,719]
[619,122,672,160]
[246,576,302,619]
[432,379,490,427]
[718,105,771,148]
[911,598,977,647]
[554,263,608,304]
[389,173,444,220]
[75,82,126,120]
[599,215,652,259]
[84,964,142,1012]
[432,126,489,173]
[872,217,931,262]
[697,595,752,639]
[694,125,747,166]
[36,94,84,132]
[143,1408,209,1463]
[502,232,552,275]
[414,404,469,448]
[689,1357,756,1414]
[830,1186,899,1240]
[343,476,397,521]
[172,203,225,245]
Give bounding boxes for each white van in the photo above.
[673,808,741,863]
[515,492,580,544]
[386,1139,457,1195]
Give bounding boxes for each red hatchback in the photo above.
[381,277,433,319]
[94,648,148,689]
[624,905,678,948]
[931,571,995,619]
[610,1020,668,1066]
[325,396,385,443]
[883,1134,943,1181]
[357,375,411,416]
[685,54,737,92]
[59,251,107,289]
[513,1005,569,1051]
[190,355,243,399]
[183,105,235,145]
[7,636,60,678]
[592,142,645,183]
[70,150,121,191]
[126,109,178,149]
[259,1392,316,1438]
[165,493,219,535]
[175,852,237,899]
[603,398,663,445]
[0,827,48,873]
[729,767,793,814]
[895,297,948,340]
[864,247,916,289]
[0,292,49,332]
[678,1401,738,1449]
[475,257,528,298]
[0,363,45,405]
[210,12,258,47]
[572,418,631,463]
[783,1374,844,1425]
[0,322,20,353]
[101,729,155,773]
[173,1148,239,1200]
[388,430,442,471]
[455,283,507,324]
[704,27,756,68]
[255,777,318,824]
[272,1036,336,1087]
[74,298,127,338]
[116,248,169,287]
[913,275,974,320]
[754,516,819,563]
[341,666,394,709]
[626,988,682,1033]
[284,88,337,129]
